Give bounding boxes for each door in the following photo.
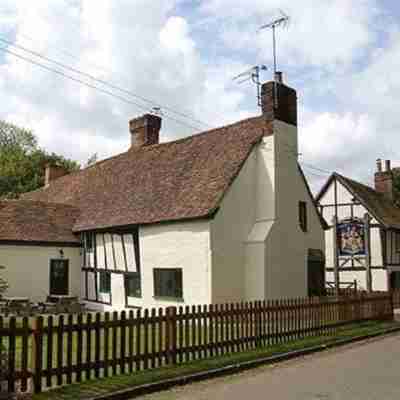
[307,249,325,296]
[50,260,69,295]
[390,272,400,290]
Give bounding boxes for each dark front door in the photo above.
[390,272,400,290]
[50,260,69,295]
[307,249,325,296]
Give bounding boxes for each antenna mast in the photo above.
[232,64,268,107]
[259,11,289,107]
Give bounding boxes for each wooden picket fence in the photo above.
[0,293,393,394]
[391,289,400,309]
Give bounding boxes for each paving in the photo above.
[140,333,400,400]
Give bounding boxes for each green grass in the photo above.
[32,320,400,400]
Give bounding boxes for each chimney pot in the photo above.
[385,159,391,172]
[129,114,161,149]
[376,158,382,173]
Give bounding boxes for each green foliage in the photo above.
[0,120,80,198]
[393,173,400,201]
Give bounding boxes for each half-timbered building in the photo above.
[1,75,326,310]
[316,160,400,291]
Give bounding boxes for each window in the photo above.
[84,232,95,267]
[99,271,111,294]
[299,201,308,232]
[396,232,400,252]
[125,274,141,297]
[153,268,183,299]
[86,232,94,252]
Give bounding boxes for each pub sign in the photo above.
[337,219,365,256]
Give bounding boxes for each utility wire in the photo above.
[299,162,331,175]
[0,37,362,182]
[0,36,210,129]
[16,31,111,76]
[0,46,205,132]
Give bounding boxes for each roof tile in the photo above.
[23,116,272,231]
[0,200,80,244]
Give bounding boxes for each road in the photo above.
[141,333,400,400]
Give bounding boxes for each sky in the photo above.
[0,0,399,193]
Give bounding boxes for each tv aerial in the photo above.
[232,65,268,107]
[259,10,290,107]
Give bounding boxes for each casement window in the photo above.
[153,268,183,299]
[99,271,111,294]
[83,232,95,267]
[125,273,141,297]
[299,201,308,232]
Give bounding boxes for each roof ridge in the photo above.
[333,172,377,193]
[23,115,266,196]
[85,115,264,168]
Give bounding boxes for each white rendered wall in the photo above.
[210,150,258,304]
[266,120,325,299]
[0,245,81,302]
[244,135,275,301]
[86,220,212,311]
[210,119,325,303]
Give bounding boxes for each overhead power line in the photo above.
[299,162,331,175]
[0,46,205,132]
[0,36,210,129]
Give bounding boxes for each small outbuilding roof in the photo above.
[0,200,80,245]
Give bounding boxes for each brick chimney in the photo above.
[45,164,68,187]
[129,114,161,149]
[374,159,394,200]
[261,72,297,126]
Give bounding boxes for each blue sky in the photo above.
[0,0,399,192]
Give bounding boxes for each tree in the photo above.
[0,120,80,198]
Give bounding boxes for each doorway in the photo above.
[49,259,69,295]
[307,249,325,296]
[390,271,400,290]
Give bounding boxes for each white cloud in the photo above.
[199,0,380,69]
[0,0,398,199]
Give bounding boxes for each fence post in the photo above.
[256,301,262,348]
[166,306,177,365]
[31,317,43,394]
[389,293,394,321]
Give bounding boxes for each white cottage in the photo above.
[1,75,326,310]
[316,160,400,292]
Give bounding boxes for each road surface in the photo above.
[141,333,400,400]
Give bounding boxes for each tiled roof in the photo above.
[0,200,80,244]
[319,173,400,229]
[23,116,273,232]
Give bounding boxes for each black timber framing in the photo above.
[81,229,141,306]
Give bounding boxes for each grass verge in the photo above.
[33,320,400,400]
